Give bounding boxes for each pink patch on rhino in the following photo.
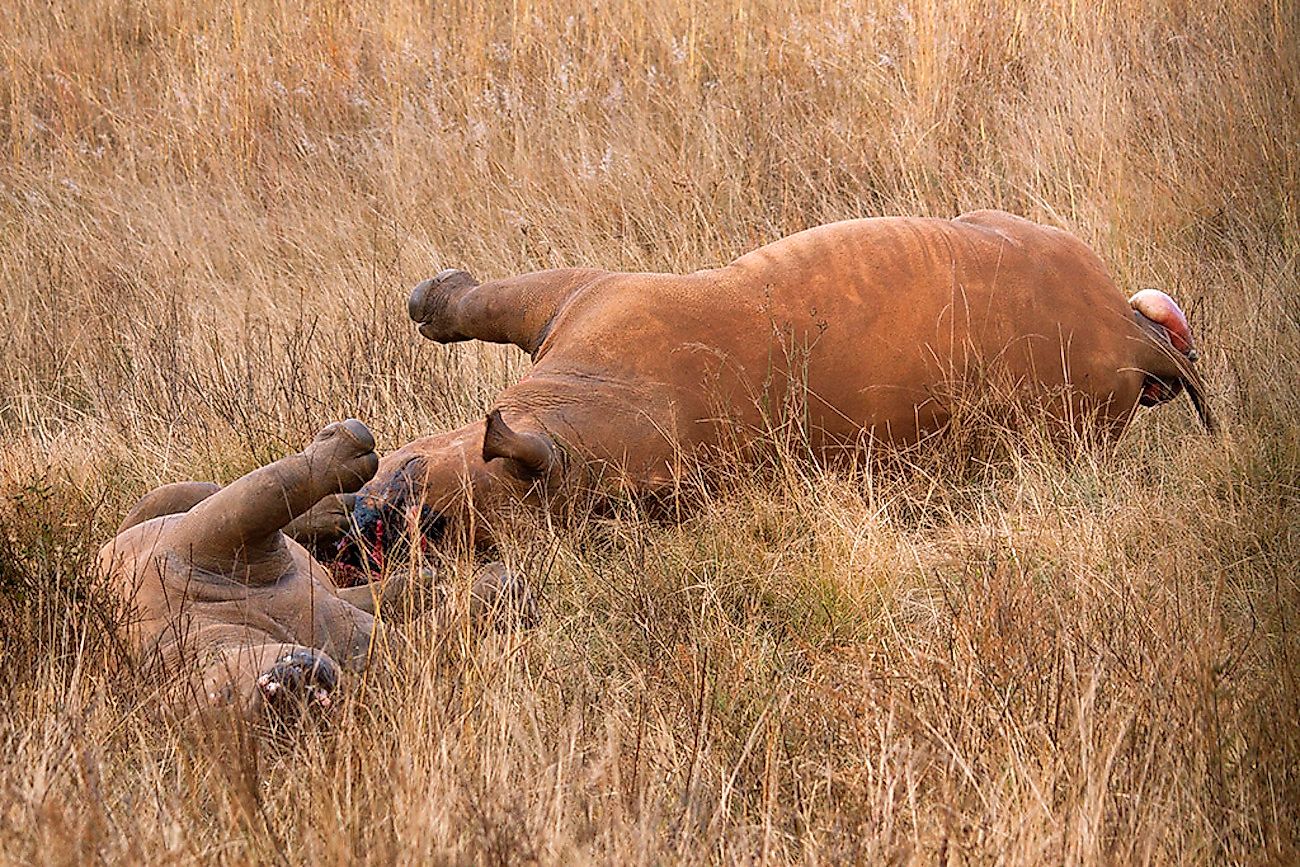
[1129,289,1196,357]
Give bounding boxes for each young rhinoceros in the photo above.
[99,420,393,720]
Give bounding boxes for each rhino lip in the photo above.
[417,320,440,340]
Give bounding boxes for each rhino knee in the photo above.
[119,481,221,533]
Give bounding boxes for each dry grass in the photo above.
[2,0,1298,862]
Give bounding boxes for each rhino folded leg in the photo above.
[350,561,538,633]
[283,492,358,553]
[166,420,378,568]
[336,568,410,618]
[335,561,539,628]
[407,267,605,356]
[462,562,539,631]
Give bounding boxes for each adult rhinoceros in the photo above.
[352,210,1212,555]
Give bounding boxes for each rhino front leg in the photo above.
[411,561,539,633]
[165,420,378,569]
[283,493,357,555]
[118,484,357,557]
[407,267,605,356]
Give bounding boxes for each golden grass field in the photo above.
[2,0,1298,862]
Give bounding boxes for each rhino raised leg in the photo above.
[407,267,605,356]
[166,420,378,570]
[120,482,356,556]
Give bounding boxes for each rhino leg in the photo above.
[336,567,411,617]
[283,492,357,551]
[336,561,537,629]
[165,420,378,569]
[123,482,356,561]
[118,481,221,533]
[466,561,539,630]
[407,267,605,356]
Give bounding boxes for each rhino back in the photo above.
[526,212,1142,446]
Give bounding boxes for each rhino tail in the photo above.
[1129,289,1217,434]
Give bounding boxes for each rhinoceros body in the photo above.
[99,421,385,719]
[100,419,537,722]
[356,210,1210,551]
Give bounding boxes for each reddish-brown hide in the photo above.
[355,211,1211,551]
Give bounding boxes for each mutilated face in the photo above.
[337,412,561,574]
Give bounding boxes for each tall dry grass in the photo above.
[1,0,1297,862]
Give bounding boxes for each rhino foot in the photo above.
[306,420,379,494]
[257,648,340,721]
[470,562,539,631]
[409,269,480,342]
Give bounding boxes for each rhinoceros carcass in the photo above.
[353,210,1213,554]
[99,420,534,723]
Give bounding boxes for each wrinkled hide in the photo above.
[357,211,1212,553]
[100,421,536,724]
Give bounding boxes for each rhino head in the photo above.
[342,409,562,570]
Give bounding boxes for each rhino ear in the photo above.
[482,409,560,479]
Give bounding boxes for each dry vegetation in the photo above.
[1,0,1298,862]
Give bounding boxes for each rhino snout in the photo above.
[344,460,449,569]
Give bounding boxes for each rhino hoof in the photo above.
[409,269,479,340]
[314,418,376,454]
[469,562,540,631]
[257,649,340,721]
[309,420,379,493]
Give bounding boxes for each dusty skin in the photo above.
[356,209,1211,552]
[98,420,534,723]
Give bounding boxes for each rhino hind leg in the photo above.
[407,267,605,356]
[165,420,378,568]
[255,647,341,723]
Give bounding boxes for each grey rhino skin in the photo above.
[99,420,534,723]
